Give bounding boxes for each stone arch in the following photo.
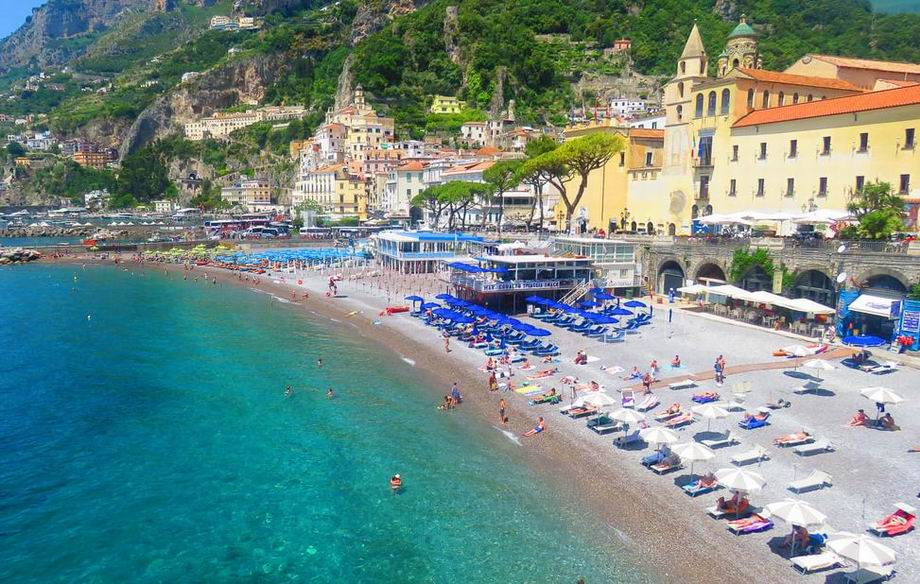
[646,221,655,235]
[695,262,727,284]
[668,223,676,236]
[856,268,909,296]
[793,268,836,307]
[739,265,772,292]
[658,259,686,294]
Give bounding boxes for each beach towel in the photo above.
[514,384,542,395]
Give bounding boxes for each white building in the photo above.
[627,113,666,130]
[609,98,648,118]
[293,164,340,210]
[153,199,177,214]
[384,161,427,216]
[461,122,486,146]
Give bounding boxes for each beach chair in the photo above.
[664,412,693,428]
[567,406,599,419]
[640,450,667,467]
[668,379,696,390]
[653,407,682,422]
[730,445,769,466]
[793,439,833,456]
[650,457,682,475]
[691,392,720,404]
[700,430,737,449]
[636,393,659,412]
[787,471,833,493]
[869,505,916,537]
[683,479,720,497]
[843,565,895,584]
[483,348,506,357]
[613,429,642,448]
[868,362,900,375]
[738,413,770,430]
[588,416,622,435]
[621,391,635,408]
[600,330,626,343]
[707,498,751,519]
[727,514,773,535]
[791,552,843,574]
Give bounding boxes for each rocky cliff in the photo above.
[0,0,152,74]
[119,53,287,156]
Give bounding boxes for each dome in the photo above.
[729,15,756,38]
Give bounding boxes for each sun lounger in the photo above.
[868,362,900,375]
[668,379,696,390]
[664,412,694,428]
[844,566,895,584]
[641,450,666,467]
[483,348,505,356]
[869,507,916,537]
[528,394,561,406]
[650,459,682,475]
[636,394,659,412]
[588,417,623,435]
[787,471,832,493]
[691,392,720,404]
[728,515,773,535]
[683,480,720,497]
[707,500,751,519]
[793,439,833,456]
[730,445,769,465]
[700,430,738,449]
[567,406,599,419]
[791,552,843,574]
[775,434,814,448]
[738,414,770,430]
[653,408,682,422]
[613,429,642,448]
[601,331,625,343]
[621,391,635,408]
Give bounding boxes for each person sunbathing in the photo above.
[765,398,791,409]
[716,492,741,512]
[663,403,681,415]
[693,391,719,400]
[780,525,810,549]
[848,409,869,427]
[727,513,768,530]
[742,411,769,423]
[523,417,546,437]
[880,413,900,431]
[533,388,557,401]
[622,366,641,380]
[567,404,598,416]
[875,513,911,530]
[687,473,717,491]
[774,430,811,445]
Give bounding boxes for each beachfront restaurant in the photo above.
[553,236,640,295]
[445,254,595,313]
[373,230,486,273]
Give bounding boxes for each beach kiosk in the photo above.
[373,230,486,273]
[445,253,595,313]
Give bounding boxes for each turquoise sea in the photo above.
[0,265,648,583]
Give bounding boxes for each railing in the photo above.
[452,274,580,292]
[655,236,911,255]
[560,279,592,304]
[380,250,457,260]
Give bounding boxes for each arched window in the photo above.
[647,222,655,235]
[707,91,717,116]
[680,61,686,74]
[793,92,799,104]
[778,91,785,106]
[807,94,814,102]
[732,58,740,69]
[695,94,704,117]
[678,82,684,98]
[668,223,677,236]
[704,204,713,216]
[676,105,683,121]
[720,88,731,115]
[747,89,755,109]
[691,205,700,219]
[630,220,638,232]
[761,90,770,108]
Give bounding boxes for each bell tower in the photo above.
[718,15,762,77]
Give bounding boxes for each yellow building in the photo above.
[429,95,466,114]
[333,168,368,220]
[723,85,919,214]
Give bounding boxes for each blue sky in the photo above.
[1,0,48,41]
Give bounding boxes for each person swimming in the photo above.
[390,474,402,491]
[326,388,334,399]
[316,358,323,367]
[284,386,293,398]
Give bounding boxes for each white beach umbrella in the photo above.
[691,403,729,431]
[802,359,834,373]
[639,426,679,449]
[714,467,766,493]
[860,387,904,405]
[610,408,645,424]
[827,532,896,569]
[672,441,715,479]
[581,393,618,409]
[765,499,828,558]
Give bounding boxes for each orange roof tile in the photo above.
[807,55,920,75]
[398,161,427,171]
[735,68,863,92]
[628,128,664,140]
[732,84,920,128]
[476,146,502,156]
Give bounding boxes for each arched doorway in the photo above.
[863,274,908,297]
[739,266,771,292]
[793,270,836,307]
[646,222,655,235]
[695,262,727,286]
[704,204,713,216]
[668,223,676,236]
[630,220,637,232]
[658,260,685,294]
[691,205,699,219]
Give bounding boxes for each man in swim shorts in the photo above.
[523,417,545,437]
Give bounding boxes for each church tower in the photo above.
[662,23,709,172]
[718,15,761,77]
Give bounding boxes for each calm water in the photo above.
[0,265,648,583]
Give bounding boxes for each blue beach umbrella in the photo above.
[421,302,440,309]
[580,300,600,308]
[594,292,615,300]
[608,307,633,316]
[435,293,454,300]
[405,295,424,303]
[526,326,552,337]
[624,300,647,308]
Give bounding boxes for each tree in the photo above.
[6,142,26,158]
[117,147,170,205]
[519,136,559,230]
[411,185,449,229]
[482,160,522,236]
[847,181,903,239]
[438,181,489,230]
[554,133,624,233]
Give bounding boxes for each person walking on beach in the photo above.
[444,333,451,353]
[714,356,724,385]
[499,398,507,424]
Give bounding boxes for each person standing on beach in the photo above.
[444,333,451,353]
[499,398,507,424]
[714,357,724,385]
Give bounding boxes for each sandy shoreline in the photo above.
[42,252,806,584]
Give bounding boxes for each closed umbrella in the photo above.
[640,426,679,450]
[827,532,896,571]
[691,403,729,431]
[764,499,827,558]
[671,441,715,479]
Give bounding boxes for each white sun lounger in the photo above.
[844,565,895,584]
[668,379,696,390]
[700,430,738,449]
[793,439,833,456]
[776,435,815,448]
[730,445,769,465]
[787,471,833,493]
[869,362,899,375]
[791,551,842,574]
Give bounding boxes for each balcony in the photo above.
[695,187,710,201]
[692,156,713,169]
[452,274,581,293]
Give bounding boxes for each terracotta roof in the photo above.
[878,79,919,88]
[314,163,345,173]
[442,161,494,175]
[476,146,502,156]
[735,68,863,91]
[398,161,427,171]
[732,84,920,128]
[806,54,920,75]
[628,128,664,140]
